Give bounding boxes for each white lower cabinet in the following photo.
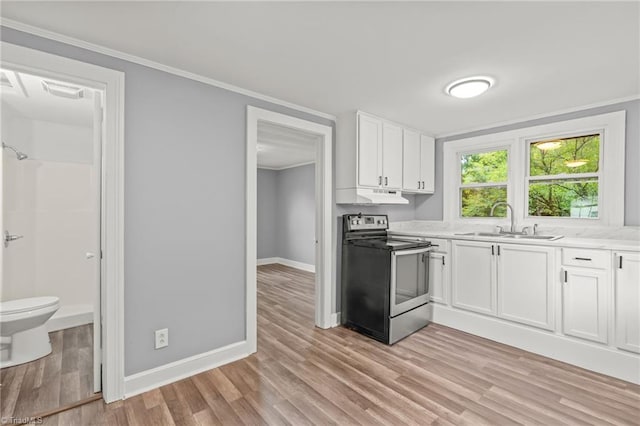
[615,252,640,353]
[451,241,495,315]
[562,267,609,344]
[451,241,554,329]
[497,244,555,330]
[429,246,449,304]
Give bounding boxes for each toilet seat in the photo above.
[0,297,59,315]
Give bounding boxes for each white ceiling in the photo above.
[2,2,638,136]
[1,70,94,127]
[257,121,317,170]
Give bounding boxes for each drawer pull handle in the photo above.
[573,257,592,261]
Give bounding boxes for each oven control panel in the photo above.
[344,214,388,231]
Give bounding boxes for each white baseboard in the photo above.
[124,340,252,399]
[330,312,341,327]
[257,257,315,273]
[46,305,93,332]
[432,304,640,384]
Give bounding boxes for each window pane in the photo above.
[529,179,598,218]
[461,186,507,217]
[461,150,508,184]
[530,134,599,177]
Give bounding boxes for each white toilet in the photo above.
[0,296,60,368]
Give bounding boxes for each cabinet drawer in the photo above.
[428,238,449,253]
[562,248,609,269]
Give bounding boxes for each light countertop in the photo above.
[388,221,640,252]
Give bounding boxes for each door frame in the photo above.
[0,41,125,402]
[246,106,334,352]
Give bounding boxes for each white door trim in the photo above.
[246,106,334,353]
[0,41,126,402]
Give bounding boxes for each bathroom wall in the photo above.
[1,103,97,326]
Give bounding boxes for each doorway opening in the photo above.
[256,121,319,333]
[0,67,103,418]
[246,107,334,353]
[0,42,125,404]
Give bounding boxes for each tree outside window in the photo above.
[528,134,600,218]
[460,149,508,217]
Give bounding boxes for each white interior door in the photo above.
[92,92,103,393]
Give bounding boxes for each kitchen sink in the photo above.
[456,232,504,237]
[506,234,563,240]
[455,232,563,241]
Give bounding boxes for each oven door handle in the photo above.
[391,247,434,257]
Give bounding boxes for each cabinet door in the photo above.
[429,252,448,304]
[420,134,435,193]
[357,114,382,188]
[382,122,403,190]
[451,241,495,315]
[402,129,421,192]
[562,267,608,344]
[497,244,554,330]
[615,252,640,353]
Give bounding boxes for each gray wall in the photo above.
[257,169,277,259]
[276,164,316,266]
[415,99,640,225]
[257,164,317,266]
[0,27,334,375]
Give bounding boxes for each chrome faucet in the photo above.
[490,201,515,233]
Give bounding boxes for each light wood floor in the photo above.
[15,263,640,425]
[0,324,94,422]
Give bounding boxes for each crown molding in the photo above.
[0,18,337,122]
[435,94,640,139]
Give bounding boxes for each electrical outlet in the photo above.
[155,328,168,349]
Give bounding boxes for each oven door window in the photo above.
[391,249,431,317]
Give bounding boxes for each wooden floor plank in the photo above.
[5,264,638,425]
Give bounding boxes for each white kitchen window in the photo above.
[459,148,509,218]
[526,133,601,219]
[443,111,626,227]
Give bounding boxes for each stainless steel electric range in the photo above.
[341,213,434,344]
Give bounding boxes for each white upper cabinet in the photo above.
[402,129,421,192]
[357,114,382,188]
[615,252,640,353]
[402,130,435,194]
[420,134,435,193]
[382,122,403,189]
[336,111,434,202]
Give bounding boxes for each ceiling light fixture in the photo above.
[446,76,494,99]
[565,159,588,168]
[535,140,563,151]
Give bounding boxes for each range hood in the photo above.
[336,188,409,205]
